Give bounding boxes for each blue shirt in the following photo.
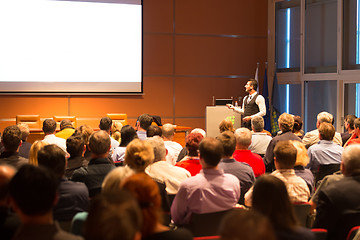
[307,140,343,171]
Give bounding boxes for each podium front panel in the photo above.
[206,106,242,138]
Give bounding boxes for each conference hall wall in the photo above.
[0,0,267,134]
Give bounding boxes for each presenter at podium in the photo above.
[227,79,266,130]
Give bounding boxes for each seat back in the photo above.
[16,115,41,129]
[188,210,231,237]
[293,202,311,227]
[347,226,360,240]
[53,116,77,130]
[71,212,88,236]
[312,228,328,240]
[107,113,128,126]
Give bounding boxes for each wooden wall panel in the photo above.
[175,118,206,131]
[143,0,173,33]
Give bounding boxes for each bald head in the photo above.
[0,165,16,203]
[341,145,360,176]
[162,123,175,140]
[89,130,111,156]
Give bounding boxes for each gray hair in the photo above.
[162,123,175,139]
[317,112,333,124]
[234,128,252,147]
[342,144,360,176]
[146,136,166,162]
[251,116,264,132]
[191,128,206,138]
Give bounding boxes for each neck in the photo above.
[91,153,108,159]
[20,212,54,225]
[236,145,248,150]
[249,90,256,95]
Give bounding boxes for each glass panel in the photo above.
[277,83,302,115]
[304,80,337,132]
[343,0,360,69]
[344,83,360,117]
[305,0,337,73]
[275,0,301,72]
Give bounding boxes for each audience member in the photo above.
[121,173,193,240]
[217,131,255,204]
[145,136,191,195]
[65,134,89,179]
[341,114,356,146]
[345,118,360,146]
[291,140,314,193]
[135,114,153,140]
[233,128,265,177]
[0,165,20,240]
[264,113,301,172]
[162,123,182,165]
[112,125,138,163]
[252,175,315,240]
[219,209,276,240]
[9,165,83,240]
[248,116,272,157]
[110,121,122,143]
[175,132,204,176]
[0,125,28,169]
[219,119,235,133]
[17,123,31,159]
[55,119,75,140]
[176,128,206,162]
[72,130,115,197]
[245,141,310,206]
[313,144,360,240]
[292,115,304,138]
[171,137,240,225]
[146,125,162,138]
[76,124,94,160]
[99,117,119,152]
[307,122,343,183]
[42,119,67,153]
[37,144,89,222]
[84,190,142,240]
[28,140,48,166]
[302,111,342,148]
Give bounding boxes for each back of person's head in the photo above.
[37,144,66,178]
[0,165,16,203]
[59,119,73,130]
[252,174,298,230]
[89,130,111,155]
[161,123,175,139]
[190,128,206,138]
[76,124,94,144]
[341,144,360,176]
[125,139,154,172]
[120,173,161,238]
[216,131,236,157]
[29,140,48,166]
[292,116,303,133]
[146,125,162,138]
[102,167,135,194]
[185,132,204,156]
[248,78,258,91]
[99,117,112,131]
[120,125,138,147]
[251,116,265,132]
[318,122,335,141]
[291,141,309,167]
[274,141,297,169]
[219,209,276,240]
[317,112,333,125]
[85,190,142,240]
[278,113,294,132]
[138,114,153,131]
[219,119,235,133]
[146,136,166,163]
[111,121,123,142]
[354,118,360,130]
[234,128,252,147]
[199,137,224,167]
[345,115,356,130]
[9,165,58,216]
[2,125,21,152]
[66,134,85,157]
[42,119,57,134]
[17,123,30,141]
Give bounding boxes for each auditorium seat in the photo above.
[107,113,128,125]
[293,202,312,227]
[53,116,77,130]
[16,115,41,129]
[312,228,328,240]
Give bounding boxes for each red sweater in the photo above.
[233,149,265,177]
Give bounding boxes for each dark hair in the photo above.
[248,79,258,91]
[138,114,153,131]
[89,130,111,155]
[9,165,59,216]
[85,190,142,240]
[120,125,138,147]
[292,116,303,132]
[345,115,357,130]
[60,119,74,130]
[42,119,57,134]
[66,134,85,157]
[318,122,335,141]
[185,133,204,157]
[37,144,66,177]
[219,209,276,240]
[2,125,21,152]
[274,141,297,169]
[216,131,236,157]
[199,137,224,167]
[99,117,112,131]
[146,125,162,138]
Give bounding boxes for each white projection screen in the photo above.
[0,0,143,94]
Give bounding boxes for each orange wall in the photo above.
[0,0,268,132]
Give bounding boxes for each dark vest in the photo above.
[244,94,259,117]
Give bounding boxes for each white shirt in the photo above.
[232,92,266,118]
[164,140,183,165]
[43,134,67,153]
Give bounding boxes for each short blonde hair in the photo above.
[219,119,235,133]
[29,140,48,166]
[111,121,123,143]
[279,113,294,132]
[291,140,309,167]
[125,139,154,172]
[102,167,134,194]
